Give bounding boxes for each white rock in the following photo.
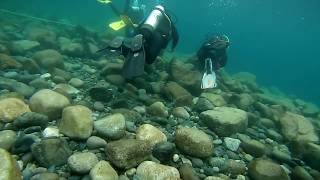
[40,73,51,79]
[173,154,179,162]
[42,126,60,138]
[224,137,241,151]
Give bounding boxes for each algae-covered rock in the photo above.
[90,161,119,180]
[68,152,99,174]
[0,130,17,150]
[31,138,72,167]
[32,49,64,70]
[106,139,152,169]
[11,40,40,54]
[0,98,30,123]
[200,93,227,107]
[94,113,126,140]
[170,59,202,95]
[136,124,167,146]
[136,161,180,180]
[248,158,290,180]
[59,105,93,139]
[279,112,318,143]
[241,139,266,157]
[302,143,320,171]
[29,89,70,120]
[0,148,22,180]
[163,81,193,107]
[200,107,248,136]
[147,101,169,118]
[175,127,213,158]
[0,77,35,97]
[0,53,22,70]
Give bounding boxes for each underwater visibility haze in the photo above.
[0,0,320,180]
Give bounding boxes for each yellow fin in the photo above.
[120,15,135,28]
[97,0,112,4]
[109,20,126,31]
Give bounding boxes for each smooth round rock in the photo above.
[90,161,118,180]
[147,102,168,118]
[69,78,84,88]
[136,124,167,147]
[94,113,126,140]
[0,130,17,150]
[32,49,64,70]
[172,107,190,119]
[241,139,266,157]
[0,98,30,123]
[86,136,107,149]
[0,148,22,180]
[30,172,59,180]
[175,127,213,158]
[68,152,99,174]
[29,89,70,120]
[59,105,93,139]
[248,158,290,180]
[93,101,104,111]
[136,161,180,180]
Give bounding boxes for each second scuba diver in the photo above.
[101,4,179,79]
[196,35,230,89]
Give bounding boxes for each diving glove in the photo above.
[201,58,217,89]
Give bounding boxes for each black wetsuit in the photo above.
[197,37,229,70]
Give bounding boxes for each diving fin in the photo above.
[96,36,124,53]
[109,20,126,31]
[120,15,137,28]
[201,58,217,89]
[122,34,145,79]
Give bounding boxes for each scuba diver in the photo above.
[98,0,146,36]
[196,35,230,89]
[100,5,179,79]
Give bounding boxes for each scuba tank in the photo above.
[140,5,171,40]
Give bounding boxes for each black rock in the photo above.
[190,157,204,168]
[203,167,216,176]
[152,142,176,162]
[112,98,129,108]
[14,112,49,129]
[89,86,113,102]
[12,134,40,154]
[23,126,42,134]
[31,138,72,167]
[194,97,214,113]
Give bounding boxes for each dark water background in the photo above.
[1,0,320,105]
